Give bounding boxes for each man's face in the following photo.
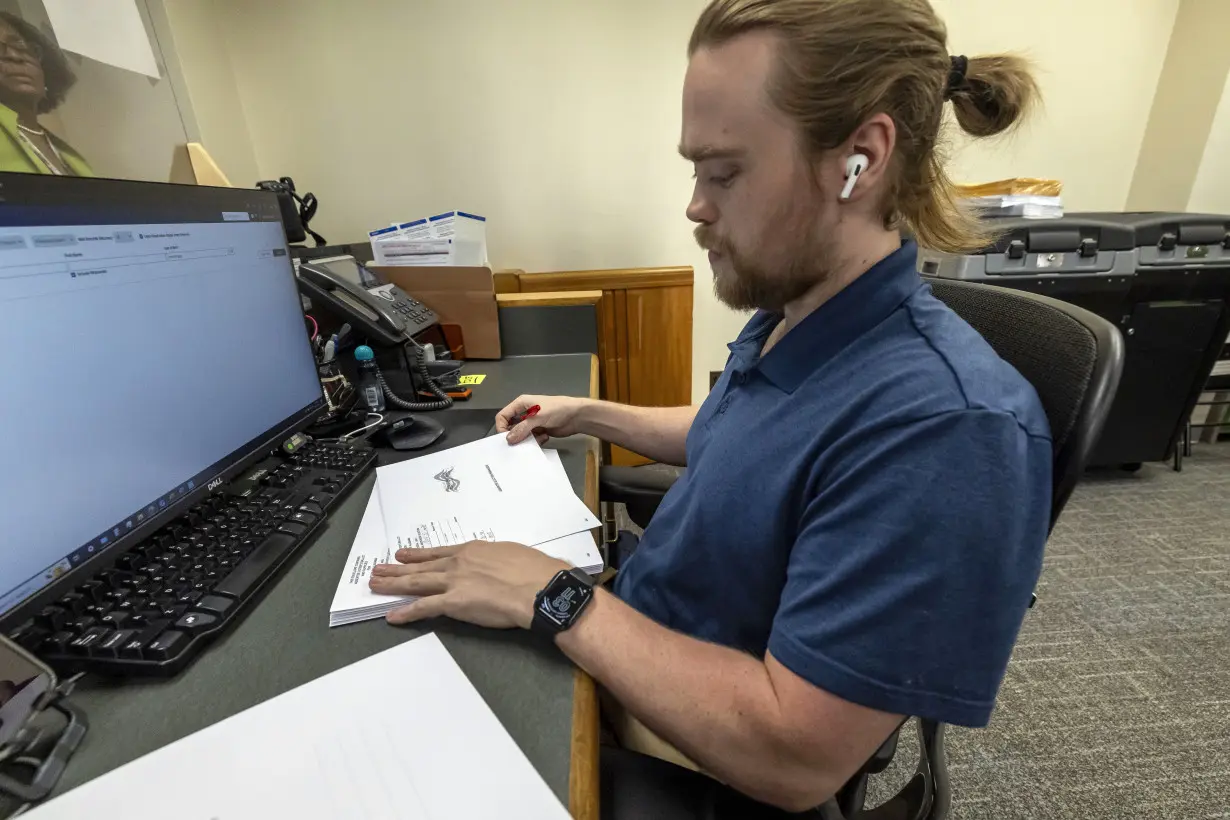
[681,32,840,313]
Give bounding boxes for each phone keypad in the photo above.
[391,294,436,331]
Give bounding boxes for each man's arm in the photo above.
[556,590,902,811]
[498,395,698,466]
[577,401,698,466]
[372,546,901,812]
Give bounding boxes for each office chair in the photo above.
[599,277,1124,818]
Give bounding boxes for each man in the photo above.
[370,0,1051,814]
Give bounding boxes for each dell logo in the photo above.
[207,477,223,492]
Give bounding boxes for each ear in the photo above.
[838,112,896,205]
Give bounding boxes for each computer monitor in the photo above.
[0,174,324,622]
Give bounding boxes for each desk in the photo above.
[42,353,601,818]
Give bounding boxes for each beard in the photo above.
[694,204,836,313]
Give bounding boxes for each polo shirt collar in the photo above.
[728,240,921,393]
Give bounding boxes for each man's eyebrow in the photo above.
[678,143,746,162]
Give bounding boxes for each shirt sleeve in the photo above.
[767,408,1051,727]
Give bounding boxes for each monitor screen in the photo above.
[0,175,324,618]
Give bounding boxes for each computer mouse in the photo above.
[385,415,446,450]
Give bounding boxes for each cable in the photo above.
[339,412,385,443]
[305,314,319,340]
[377,341,453,411]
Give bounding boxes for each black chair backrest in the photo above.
[923,277,1124,530]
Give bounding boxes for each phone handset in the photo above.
[297,262,408,346]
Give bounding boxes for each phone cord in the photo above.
[376,344,453,411]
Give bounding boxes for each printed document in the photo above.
[330,449,602,627]
[376,435,599,550]
[22,634,570,820]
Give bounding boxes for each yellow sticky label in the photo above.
[458,374,486,385]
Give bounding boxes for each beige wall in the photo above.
[1127,0,1230,211]
[181,0,1180,399]
[938,0,1178,211]
[1187,71,1230,214]
[156,0,261,188]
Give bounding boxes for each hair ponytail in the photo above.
[949,54,1039,138]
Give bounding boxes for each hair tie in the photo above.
[945,55,969,101]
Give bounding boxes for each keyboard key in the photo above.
[42,630,75,654]
[97,629,137,658]
[78,581,107,603]
[120,619,170,659]
[70,616,98,632]
[174,612,218,635]
[8,621,47,651]
[58,592,87,615]
[115,553,146,571]
[34,605,69,631]
[100,611,130,628]
[159,603,186,619]
[287,511,317,526]
[277,521,308,537]
[177,590,203,606]
[193,595,234,617]
[69,626,112,655]
[214,532,297,599]
[146,630,188,661]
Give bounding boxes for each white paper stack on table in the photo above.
[22,634,570,820]
[329,436,602,627]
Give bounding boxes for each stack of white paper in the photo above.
[963,194,1064,219]
[23,634,570,820]
[368,210,488,267]
[329,438,602,627]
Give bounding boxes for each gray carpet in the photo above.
[613,444,1230,818]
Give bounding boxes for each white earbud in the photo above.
[840,153,870,201]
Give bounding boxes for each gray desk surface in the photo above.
[51,353,596,807]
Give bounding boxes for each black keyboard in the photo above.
[6,441,376,676]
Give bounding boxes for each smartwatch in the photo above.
[532,568,596,635]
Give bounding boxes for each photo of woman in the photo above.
[0,11,91,176]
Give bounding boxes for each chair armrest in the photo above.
[599,466,680,530]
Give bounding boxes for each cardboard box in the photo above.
[371,265,502,359]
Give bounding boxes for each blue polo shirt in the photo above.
[614,241,1051,727]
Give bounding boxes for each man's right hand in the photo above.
[496,395,590,445]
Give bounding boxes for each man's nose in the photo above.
[686,184,716,225]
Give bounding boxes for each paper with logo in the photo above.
[21,634,570,820]
[375,435,600,554]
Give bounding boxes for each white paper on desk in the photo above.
[327,485,412,626]
[330,466,601,627]
[23,634,569,820]
[44,0,161,79]
[376,435,599,551]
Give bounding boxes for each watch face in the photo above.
[537,574,594,628]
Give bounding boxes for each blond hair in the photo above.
[689,0,1039,253]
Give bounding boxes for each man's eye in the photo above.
[709,171,737,188]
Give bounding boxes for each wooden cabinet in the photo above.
[495,267,693,465]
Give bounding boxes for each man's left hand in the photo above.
[370,541,569,628]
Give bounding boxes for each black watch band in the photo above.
[531,568,596,635]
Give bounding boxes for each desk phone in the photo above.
[296,255,438,346]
